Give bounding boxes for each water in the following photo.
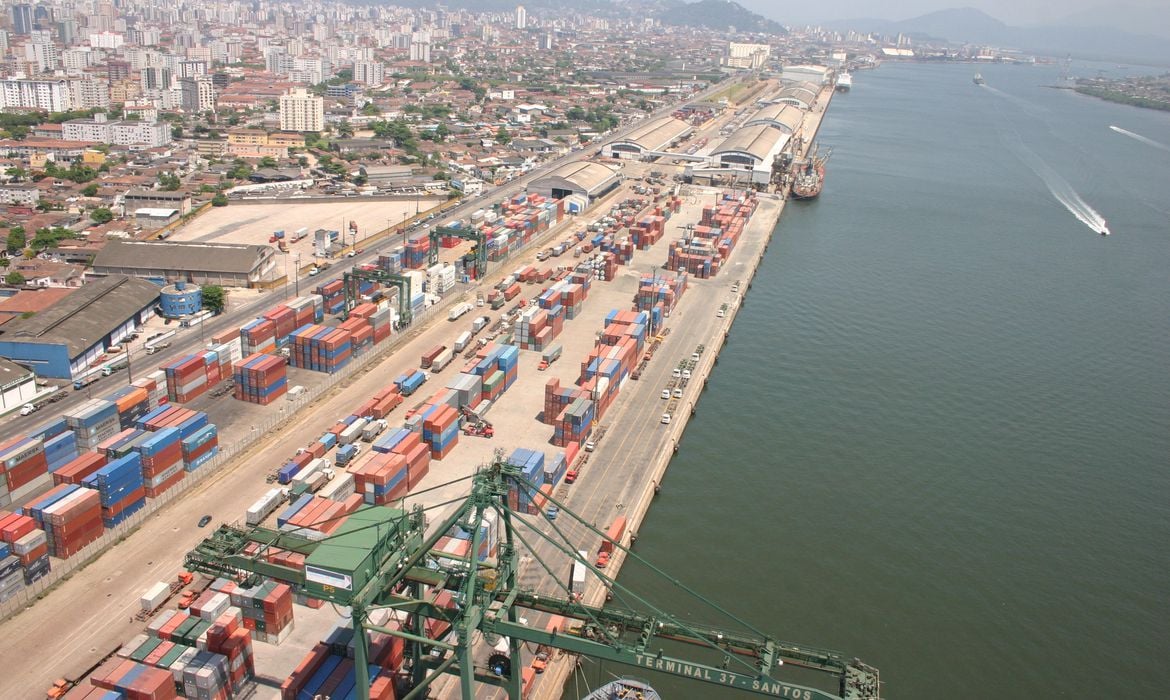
[591,62,1170,699]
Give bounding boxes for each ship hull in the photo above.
[791,163,825,199]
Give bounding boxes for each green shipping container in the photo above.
[130,635,163,662]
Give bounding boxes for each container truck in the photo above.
[19,388,68,416]
[338,417,369,445]
[421,345,446,369]
[144,330,176,354]
[503,283,522,301]
[430,347,454,372]
[538,342,563,371]
[362,418,388,442]
[246,488,284,525]
[453,331,472,353]
[596,515,627,568]
[395,370,427,396]
[448,302,472,321]
[570,550,589,600]
[101,355,130,376]
[335,443,361,467]
[471,316,490,334]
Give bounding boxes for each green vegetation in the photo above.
[158,173,182,191]
[226,159,253,180]
[211,193,229,207]
[90,208,114,224]
[1074,86,1170,112]
[5,271,25,287]
[0,108,103,140]
[6,227,26,254]
[30,226,76,250]
[201,285,226,314]
[39,162,98,184]
[495,125,512,145]
[81,183,99,197]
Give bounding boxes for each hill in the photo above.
[657,0,786,34]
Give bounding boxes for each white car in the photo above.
[308,267,320,276]
[661,389,670,400]
[691,352,700,361]
[672,368,682,378]
[661,413,672,425]
[682,370,691,380]
[672,388,683,398]
[716,309,725,318]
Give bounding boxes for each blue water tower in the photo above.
[159,281,203,318]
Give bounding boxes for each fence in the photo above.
[0,196,580,622]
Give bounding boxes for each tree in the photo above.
[0,258,8,268]
[6,227,25,254]
[495,125,511,145]
[259,156,277,168]
[158,173,181,191]
[5,271,24,287]
[201,285,226,314]
[81,183,99,197]
[211,193,229,207]
[90,207,114,224]
[172,126,184,139]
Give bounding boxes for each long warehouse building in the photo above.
[91,239,279,287]
[527,161,621,213]
[743,102,804,134]
[602,116,692,159]
[707,124,791,185]
[0,275,161,379]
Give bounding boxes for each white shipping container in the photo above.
[338,417,369,445]
[319,472,356,501]
[140,581,171,612]
[453,331,472,352]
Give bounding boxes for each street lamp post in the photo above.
[293,253,301,296]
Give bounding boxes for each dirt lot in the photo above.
[166,197,445,270]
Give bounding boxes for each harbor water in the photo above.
[596,62,1170,699]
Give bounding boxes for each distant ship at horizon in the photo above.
[973,72,986,86]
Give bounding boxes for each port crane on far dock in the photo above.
[185,459,882,700]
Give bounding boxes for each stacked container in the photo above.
[377,250,403,274]
[635,271,687,332]
[134,428,185,499]
[289,325,353,374]
[240,318,278,356]
[0,436,49,505]
[315,280,345,315]
[427,262,457,295]
[162,352,224,403]
[26,483,104,558]
[64,399,122,452]
[261,304,298,349]
[506,448,546,514]
[551,397,594,448]
[102,384,153,431]
[90,659,178,700]
[52,452,107,486]
[337,317,374,356]
[224,579,295,645]
[232,353,288,405]
[182,425,219,471]
[0,511,50,585]
[515,306,563,352]
[403,234,429,269]
[421,405,459,460]
[84,453,147,527]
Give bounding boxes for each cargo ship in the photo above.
[583,677,662,700]
[790,146,829,200]
[973,72,986,86]
[836,72,853,92]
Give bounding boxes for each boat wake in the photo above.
[1012,138,1111,235]
[1109,125,1170,153]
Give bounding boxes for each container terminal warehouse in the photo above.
[0,9,888,700]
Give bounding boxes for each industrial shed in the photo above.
[602,117,692,159]
[527,161,621,212]
[91,239,278,287]
[744,103,804,134]
[0,357,38,413]
[711,124,790,171]
[774,82,820,110]
[0,275,160,379]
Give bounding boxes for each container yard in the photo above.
[0,85,851,700]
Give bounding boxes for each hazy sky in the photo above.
[744,0,1166,26]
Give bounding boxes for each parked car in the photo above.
[198,515,212,528]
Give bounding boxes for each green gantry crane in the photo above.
[343,268,414,326]
[430,226,488,281]
[185,459,881,700]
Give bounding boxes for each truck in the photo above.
[338,417,369,445]
[569,550,589,599]
[246,488,284,526]
[101,355,130,376]
[596,515,627,568]
[19,388,69,416]
[361,419,388,442]
[453,331,472,353]
[180,309,215,328]
[538,342,563,371]
[448,302,472,321]
[471,316,490,334]
[72,367,103,390]
[291,227,309,242]
[395,370,427,396]
[430,347,454,372]
[503,282,522,301]
[420,345,446,369]
[335,443,361,467]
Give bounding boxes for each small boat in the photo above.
[973,72,986,86]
